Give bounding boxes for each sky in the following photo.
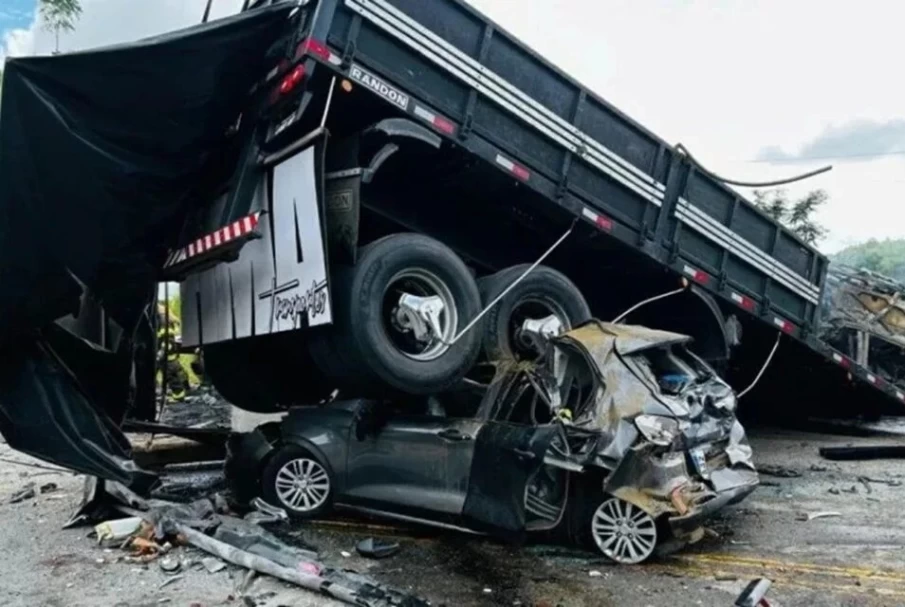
[2,0,904,254]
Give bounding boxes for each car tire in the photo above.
[567,482,658,564]
[203,334,334,413]
[477,264,591,361]
[261,444,334,519]
[309,233,483,395]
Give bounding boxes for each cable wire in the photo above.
[676,143,832,187]
[737,331,782,399]
[612,287,687,324]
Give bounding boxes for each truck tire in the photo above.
[309,233,483,394]
[203,334,333,413]
[477,264,591,361]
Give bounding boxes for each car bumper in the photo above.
[668,478,758,533]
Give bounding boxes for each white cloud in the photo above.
[469,0,905,254]
[1,24,35,64]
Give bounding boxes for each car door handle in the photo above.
[437,428,470,442]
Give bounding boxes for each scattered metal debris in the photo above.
[820,445,905,461]
[243,498,288,525]
[158,575,183,589]
[356,538,401,560]
[159,556,181,573]
[94,517,144,544]
[797,511,842,522]
[8,483,36,504]
[758,465,802,478]
[39,482,58,494]
[734,577,772,607]
[201,557,227,574]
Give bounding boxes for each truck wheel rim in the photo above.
[384,268,458,362]
[591,497,657,564]
[274,457,330,512]
[511,298,568,357]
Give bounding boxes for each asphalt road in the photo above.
[1,426,905,607]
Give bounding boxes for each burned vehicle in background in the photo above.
[821,264,905,391]
[227,321,759,564]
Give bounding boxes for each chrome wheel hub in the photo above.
[384,268,458,362]
[274,457,330,512]
[591,497,657,564]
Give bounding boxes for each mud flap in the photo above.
[460,423,559,539]
[0,329,157,492]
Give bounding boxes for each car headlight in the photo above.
[635,414,682,447]
[709,391,737,412]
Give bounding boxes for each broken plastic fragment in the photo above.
[356,538,401,559]
[94,517,143,543]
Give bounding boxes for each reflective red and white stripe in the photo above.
[867,373,879,385]
[682,264,709,285]
[831,352,850,368]
[773,316,794,333]
[164,212,261,268]
[897,391,905,403]
[413,105,456,135]
[495,154,530,181]
[730,291,756,311]
[297,38,342,66]
[581,207,613,231]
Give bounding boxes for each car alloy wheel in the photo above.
[274,457,331,513]
[591,497,658,564]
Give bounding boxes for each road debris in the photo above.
[734,577,772,607]
[243,497,288,525]
[796,511,842,522]
[758,464,802,478]
[76,481,430,606]
[857,476,873,494]
[39,482,59,494]
[355,538,400,560]
[159,556,181,573]
[9,483,36,504]
[201,557,226,573]
[819,445,905,461]
[588,570,603,577]
[94,517,144,544]
[158,575,183,589]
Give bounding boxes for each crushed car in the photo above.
[226,320,759,564]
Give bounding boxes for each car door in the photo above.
[343,413,483,519]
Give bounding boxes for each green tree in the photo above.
[752,188,828,245]
[832,238,905,281]
[39,0,83,54]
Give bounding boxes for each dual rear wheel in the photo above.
[205,233,591,409]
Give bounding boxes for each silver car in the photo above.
[226,321,759,564]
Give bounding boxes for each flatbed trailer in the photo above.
[166,0,903,413]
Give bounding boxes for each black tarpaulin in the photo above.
[0,4,292,341]
[0,5,293,486]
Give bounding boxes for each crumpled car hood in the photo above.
[503,320,758,525]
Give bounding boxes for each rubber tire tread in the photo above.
[310,233,483,395]
[477,264,591,361]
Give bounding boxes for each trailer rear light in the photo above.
[581,207,613,231]
[730,291,756,311]
[278,65,306,95]
[495,154,530,181]
[294,38,342,65]
[831,352,850,368]
[773,316,794,333]
[682,264,709,285]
